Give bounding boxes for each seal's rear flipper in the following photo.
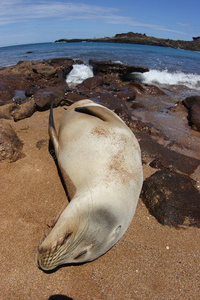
[75,105,125,127]
[49,104,59,157]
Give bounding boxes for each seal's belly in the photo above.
[58,121,141,193]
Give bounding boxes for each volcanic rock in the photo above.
[0,75,28,105]
[77,76,104,90]
[137,131,200,175]
[0,58,81,107]
[0,104,17,119]
[149,158,167,170]
[0,120,25,162]
[34,84,66,109]
[64,92,87,103]
[129,81,165,95]
[89,60,149,77]
[115,89,136,101]
[45,57,82,79]
[12,98,36,121]
[76,75,137,102]
[141,169,200,228]
[182,96,200,131]
[131,101,145,109]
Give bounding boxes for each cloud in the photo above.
[0,0,188,37]
[100,15,187,36]
[177,22,190,27]
[0,0,119,25]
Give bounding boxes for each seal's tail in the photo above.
[49,104,59,157]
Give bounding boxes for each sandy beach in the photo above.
[1,104,199,300]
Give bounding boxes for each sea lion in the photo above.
[36,99,143,271]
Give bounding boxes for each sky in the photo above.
[0,0,200,47]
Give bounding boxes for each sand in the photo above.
[0,106,200,300]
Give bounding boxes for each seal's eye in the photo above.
[65,232,72,241]
[74,249,87,260]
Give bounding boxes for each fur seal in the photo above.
[36,99,143,270]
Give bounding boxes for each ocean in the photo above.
[0,42,200,96]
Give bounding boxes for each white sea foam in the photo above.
[66,64,200,91]
[66,64,93,87]
[114,60,123,64]
[142,69,200,90]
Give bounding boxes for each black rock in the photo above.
[141,169,200,228]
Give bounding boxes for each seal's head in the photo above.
[36,203,122,271]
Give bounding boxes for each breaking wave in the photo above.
[141,69,200,90]
[66,64,200,91]
[66,64,93,87]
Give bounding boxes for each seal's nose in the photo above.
[36,253,41,269]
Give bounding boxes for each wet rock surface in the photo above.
[183,96,200,131]
[89,59,149,76]
[141,170,200,228]
[0,75,28,105]
[0,58,164,116]
[0,58,82,108]
[128,81,165,95]
[34,84,66,109]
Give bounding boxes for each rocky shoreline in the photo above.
[1,57,200,299]
[55,31,200,52]
[0,57,200,217]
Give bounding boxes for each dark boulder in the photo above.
[115,89,136,101]
[25,86,40,97]
[32,64,57,77]
[149,158,167,170]
[77,76,104,90]
[0,75,28,105]
[34,84,66,109]
[45,57,82,79]
[182,96,200,132]
[141,169,200,228]
[76,75,136,103]
[131,101,145,109]
[92,92,128,110]
[64,92,87,103]
[129,81,165,95]
[89,60,149,77]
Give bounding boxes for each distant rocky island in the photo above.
[55,32,200,52]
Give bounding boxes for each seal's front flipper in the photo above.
[75,105,125,128]
[49,104,59,157]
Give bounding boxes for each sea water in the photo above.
[0,42,200,93]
